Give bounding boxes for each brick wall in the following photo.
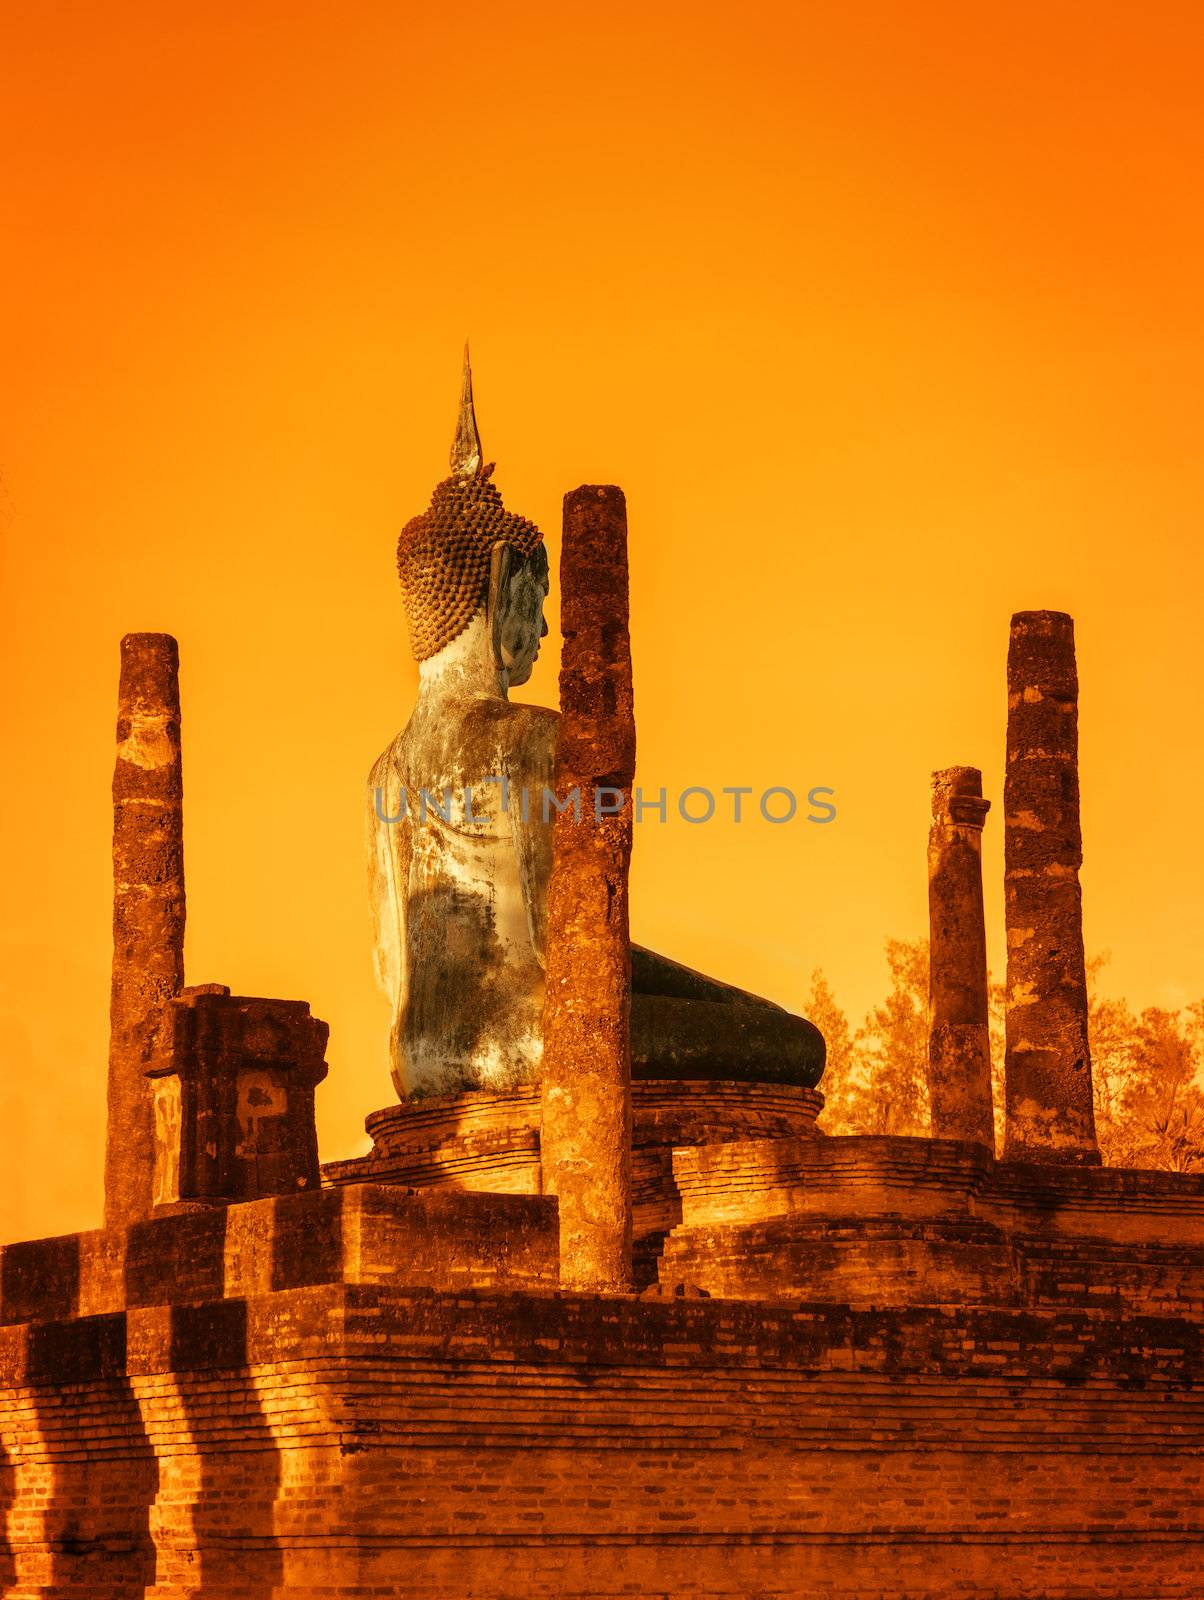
[664,1136,1204,1315]
[0,1186,558,1329]
[0,1285,1200,1597]
[3,1135,1203,1595]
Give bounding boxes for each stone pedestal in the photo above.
[323,1078,826,1289]
[927,767,994,1153]
[146,986,328,1206]
[106,632,186,1227]
[1003,611,1099,1164]
[541,485,636,1292]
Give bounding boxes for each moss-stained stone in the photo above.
[927,766,994,1151]
[541,486,636,1293]
[106,632,185,1228]
[1003,612,1100,1164]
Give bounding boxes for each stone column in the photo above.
[105,633,186,1226]
[1003,611,1099,1164]
[927,767,994,1153]
[541,485,636,1292]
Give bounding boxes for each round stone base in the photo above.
[323,1079,824,1285]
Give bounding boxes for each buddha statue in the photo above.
[369,352,823,1100]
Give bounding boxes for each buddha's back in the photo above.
[369,693,557,1097]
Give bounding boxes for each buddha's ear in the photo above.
[488,542,512,665]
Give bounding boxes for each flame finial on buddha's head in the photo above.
[396,344,544,662]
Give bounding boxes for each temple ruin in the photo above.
[0,362,1201,1599]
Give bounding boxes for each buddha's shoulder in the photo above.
[465,698,559,739]
[370,699,558,787]
[461,698,559,775]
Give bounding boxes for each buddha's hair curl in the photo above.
[396,464,544,661]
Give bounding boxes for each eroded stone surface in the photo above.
[927,766,994,1151]
[147,988,329,1205]
[1003,611,1099,1164]
[0,1265,1201,1597]
[540,485,636,1293]
[106,633,185,1227]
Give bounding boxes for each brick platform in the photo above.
[663,1135,1204,1313]
[323,1080,826,1289]
[0,1147,1202,1597]
[0,1281,1201,1597]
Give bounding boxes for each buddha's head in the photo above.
[397,348,547,685]
[494,539,549,687]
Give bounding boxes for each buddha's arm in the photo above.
[508,704,558,969]
[366,740,410,1031]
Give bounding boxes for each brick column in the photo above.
[541,485,636,1292]
[106,632,186,1226]
[1003,611,1099,1164]
[146,986,329,1206]
[927,767,994,1153]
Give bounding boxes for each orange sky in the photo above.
[3,1,1203,1244]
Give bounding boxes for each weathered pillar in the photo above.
[105,633,186,1226]
[1003,611,1099,1164]
[927,767,994,1153]
[541,485,636,1292]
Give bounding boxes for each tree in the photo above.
[804,969,859,1130]
[1119,1006,1204,1172]
[810,939,929,1137]
[811,943,1204,1170]
[988,974,1006,1153]
[850,938,930,1136]
[1080,955,1204,1173]
[1085,954,1142,1167]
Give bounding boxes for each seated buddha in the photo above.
[368,354,824,1100]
